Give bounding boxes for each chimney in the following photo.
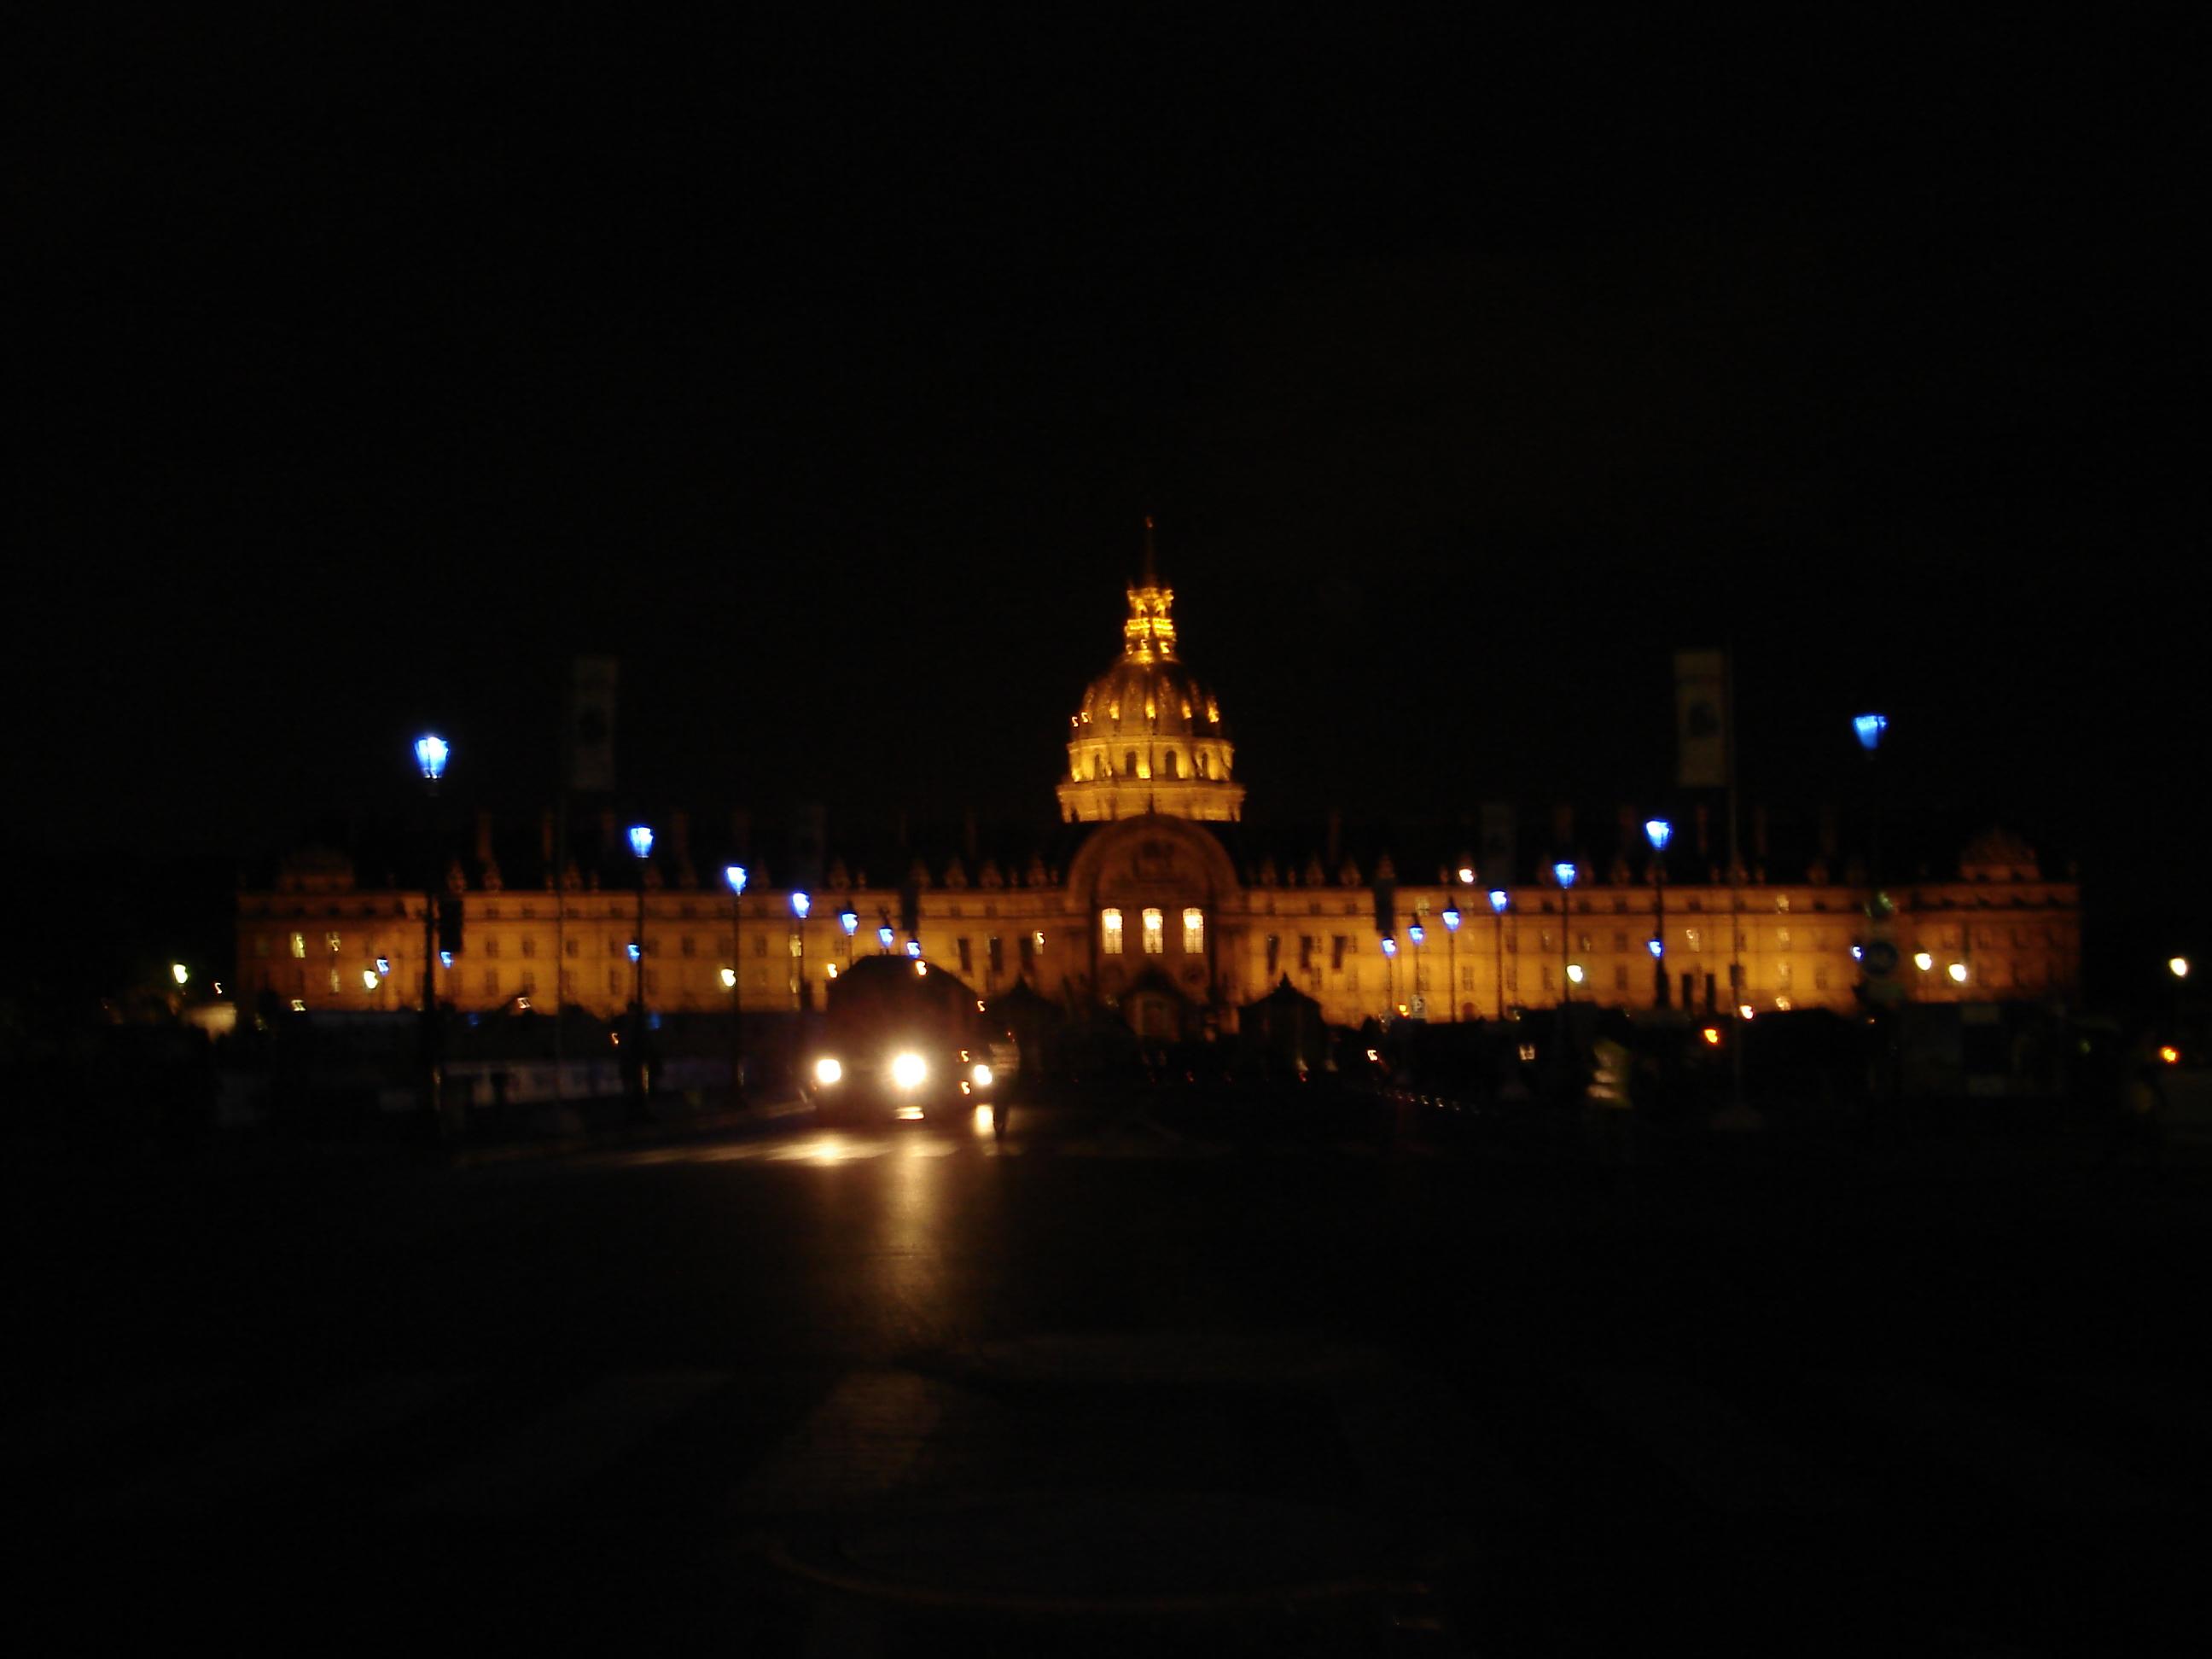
[1325,809,1342,869]
[476,809,496,864]
[1694,803,1710,858]
[540,809,556,868]
[670,810,691,859]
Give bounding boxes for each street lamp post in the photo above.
[1380,934,1398,1022]
[725,864,748,1106]
[2172,957,2192,1048]
[628,824,653,1117]
[1441,902,1460,1022]
[1408,922,1425,1016]
[790,891,812,1010]
[413,736,449,1131]
[1552,862,1578,1009]
[1646,818,1673,1009]
[1488,888,1510,1021]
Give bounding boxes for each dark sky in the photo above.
[14,14,2209,943]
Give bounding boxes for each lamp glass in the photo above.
[1644,818,1672,851]
[413,735,449,781]
[725,864,748,894]
[628,825,654,859]
[1854,713,1889,752]
[1553,861,1577,888]
[1488,889,1510,914]
[1441,906,1460,931]
[791,891,811,920]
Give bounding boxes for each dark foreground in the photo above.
[9,1087,2209,1655]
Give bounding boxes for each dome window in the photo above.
[1101,908,1124,955]
[1181,701,1192,719]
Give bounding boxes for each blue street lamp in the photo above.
[790,891,811,1010]
[1646,818,1673,1008]
[839,904,859,936]
[1441,902,1461,1022]
[627,824,653,1114]
[1553,862,1577,1005]
[725,864,748,1105]
[1408,921,1425,1013]
[1380,934,1398,1019]
[412,735,451,1130]
[878,921,896,952]
[1488,888,1510,1020]
[1854,713,1888,753]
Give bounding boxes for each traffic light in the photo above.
[437,896,463,957]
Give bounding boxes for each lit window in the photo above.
[1182,908,1204,953]
[325,933,341,952]
[1143,909,1165,954]
[1102,908,1124,954]
[328,968,341,992]
[290,933,306,958]
[1776,928,1791,948]
[1685,928,1702,952]
[1776,894,1791,912]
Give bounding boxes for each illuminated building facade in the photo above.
[236,540,2081,1036]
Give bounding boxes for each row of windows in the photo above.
[1099,908,1205,955]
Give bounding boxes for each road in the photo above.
[10,1091,2209,1654]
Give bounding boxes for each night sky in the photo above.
[14,15,2208,976]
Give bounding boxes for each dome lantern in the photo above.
[1057,519,1246,824]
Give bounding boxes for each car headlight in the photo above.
[970,1062,993,1088]
[812,1057,843,1086]
[891,1051,928,1090]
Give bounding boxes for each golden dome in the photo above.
[1057,521,1244,823]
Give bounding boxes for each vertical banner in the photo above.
[568,655,619,794]
[1674,649,1728,789]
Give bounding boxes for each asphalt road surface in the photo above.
[11,1091,2208,1655]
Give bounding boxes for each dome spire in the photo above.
[1124,516,1177,664]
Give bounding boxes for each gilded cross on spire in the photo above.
[1124,515,1177,662]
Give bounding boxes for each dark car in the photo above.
[801,953,1017,1125]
